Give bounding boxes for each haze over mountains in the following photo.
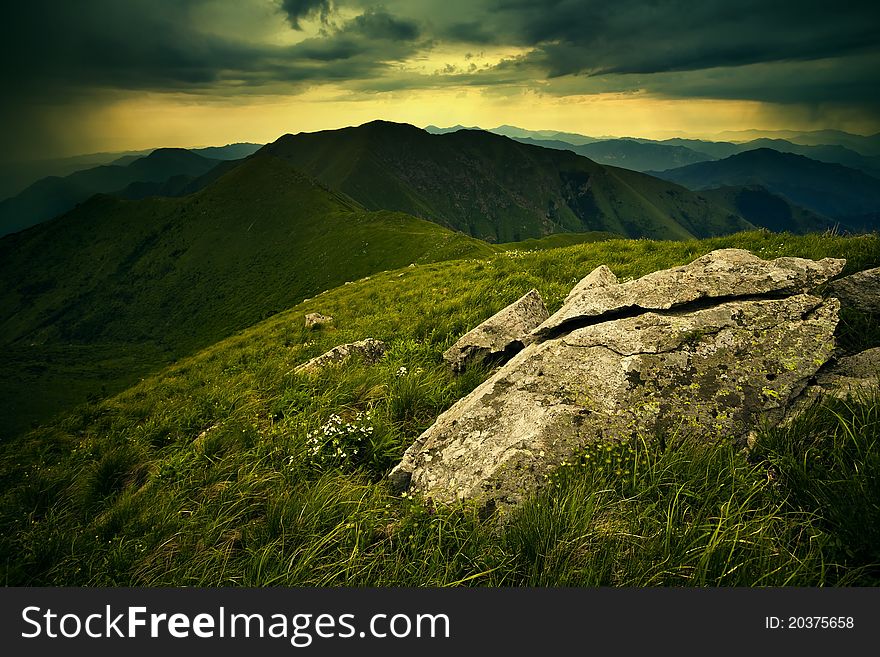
[0,143,263,238]
[425,124,880,177]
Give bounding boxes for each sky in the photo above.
[2,0,879,160]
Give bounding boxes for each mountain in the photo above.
[737,139,880,178]
[696,186,835,234]
[488,125,603,145]
[0,153,494,435]
[0,149,222,237]
[261,121,752,242]
[190,142,263,160]
[714,129,880,156]
[658,138,742,160]
[0,144,263,203]
[653,149,880,223]
[508,136,714,172]
[0,150,153,200]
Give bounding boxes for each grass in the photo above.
[1,229,879,585]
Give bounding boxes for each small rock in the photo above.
[295,338,387,374]
[305,312,333,329]
[443,289,549,372]
[812,347,880,397]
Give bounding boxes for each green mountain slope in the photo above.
[653,148,880,223]
[0,154,494,436]
[1,231,878,586]
[0,149,222,237]
[696,186,835,234]
[261,121,752,242]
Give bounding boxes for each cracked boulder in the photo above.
[296,338,386,374]
[533,248,844,339]
[443,288,548,372]
[390,249,845,511]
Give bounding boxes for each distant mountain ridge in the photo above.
[652,148,880,226]
[263,120,751,242]
[427,124,880,176]
[0,149,222,237]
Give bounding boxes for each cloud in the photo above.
[1,0,878,159]
[280,0,334,30]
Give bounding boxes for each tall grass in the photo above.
[1,231,879,586]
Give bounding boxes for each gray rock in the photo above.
[811,347,880,397]
[827,266,880,314]
[443,289,548,372]
[305,312,333,329]
[533,249,844,339]
[563,264,618,305]
[392,294,840,510]
[296,338,387,374]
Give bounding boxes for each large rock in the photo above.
[392,295,839,508]
[296,338,386,374]
[827,266,880,314]
[443,288,548,372]
[391,249,848,512]
[533,249,844,339]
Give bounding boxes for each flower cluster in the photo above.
[306,412,374,468]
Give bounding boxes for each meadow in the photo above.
[2,230,879,585]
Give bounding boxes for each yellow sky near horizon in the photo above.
[58,87,876,156]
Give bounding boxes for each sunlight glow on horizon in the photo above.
[61,88,877,157]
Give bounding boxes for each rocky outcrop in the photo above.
[443,288,548,372]
[296,338,386,374]
[305,313,333,329]
[390,249,846,512]
[827,266,880,314]
[533,249,844,339]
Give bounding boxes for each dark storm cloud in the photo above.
[350,8,420,41]
[1,0,878,159]
[489,0,880,77]
[280,0,334,29]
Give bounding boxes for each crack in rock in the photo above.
[390,249,846,513]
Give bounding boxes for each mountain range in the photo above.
[6,119,869,436]
[427,124,880,177]
[262,121,750,242]
[653,148,880,225]
[0,149,227,238]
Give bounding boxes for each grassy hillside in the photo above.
[262,121,753,242]
[2,230,879,586]
[655,148,880,223]
[0,154,495,437]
